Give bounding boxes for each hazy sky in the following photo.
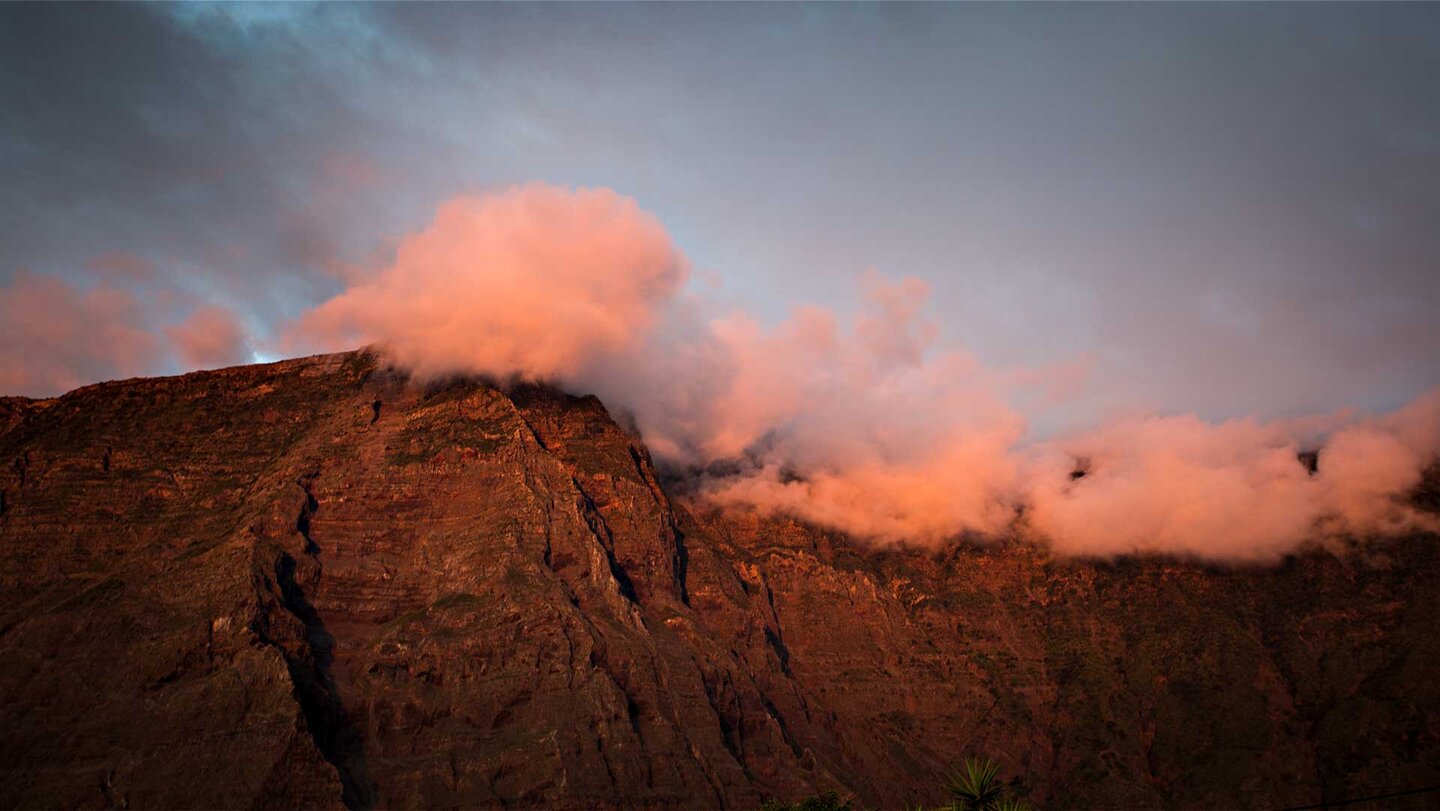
[3,2,1439,424]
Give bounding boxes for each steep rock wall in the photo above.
[1,352,1436,809]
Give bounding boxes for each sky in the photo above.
[4,2,1440,559]
[1,2,1437,415]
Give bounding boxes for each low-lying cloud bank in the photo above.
[288,183,1440,563]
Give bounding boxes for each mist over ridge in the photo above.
[285,183,1440,563]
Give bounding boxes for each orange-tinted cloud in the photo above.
[679,278,1028,542]
[0,270,162,396]
[164,305,251,370]
[1023,391,1440,563]
[287,183,689,381]
[285,184,1440,562]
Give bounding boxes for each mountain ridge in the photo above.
[1,350,1437,809]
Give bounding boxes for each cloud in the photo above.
[3,178,1431,563]
[655,276,1028,542]
[3,4,1437,559]
[1026,416,1326,562]
[288,184,1440,562]
[1024,393,1440,563]
[165,305,251,369]
[286,183,689,381]
[0,270,163,396]
[0,264,252,395]
[5,2,1440,431]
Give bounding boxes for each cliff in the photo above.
[1,351,1437,809]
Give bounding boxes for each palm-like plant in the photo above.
[944,757,1006,811]
[777,755,1033,811]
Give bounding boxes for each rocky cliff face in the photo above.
[1,351,1437,809]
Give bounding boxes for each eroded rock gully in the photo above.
[1,351,1437,809]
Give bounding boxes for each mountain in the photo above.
[2,351,1437,809]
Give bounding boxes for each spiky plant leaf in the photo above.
[944,757,1005,811]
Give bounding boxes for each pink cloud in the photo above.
[7,184,1433,564]
[273,184,1440,562]
[287,183,689,381]
[0,270,162,396]
[1023,393,1440,563]
[164,305,251,370]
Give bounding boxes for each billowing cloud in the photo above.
[287,184,688,381]
[5,2,1440,424]
[0,270,162,395]
[289,184,1440,562]
[1022,400,1439,563]
[633,275,1029,542]
[4,4,1437,559]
